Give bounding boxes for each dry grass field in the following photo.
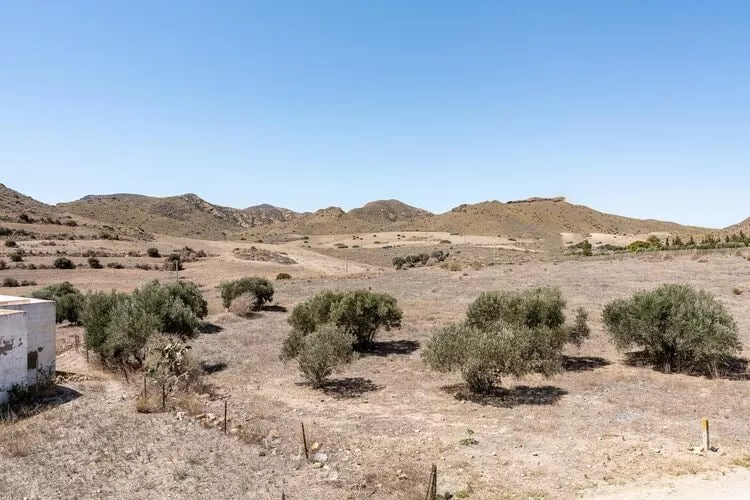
[2,233,750,499]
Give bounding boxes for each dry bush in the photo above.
[733,287,744,296]
[0,425,33,458]
[135,395,161,413]
[174,393,205,416]
[229,294,260,317]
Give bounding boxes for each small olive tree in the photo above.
[422,322,568,393]
[30,282,85,324]
[282,289,402,358]
[132,280,208,338]
[602,284,740,375]
[296,324,355,388]
[423,286,590,394]
[218,277,274,310]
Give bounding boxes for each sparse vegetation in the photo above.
[276,272,292,280]
[2,277,20,287]
[4,239,16,247]
[30,282,85,324]
[106,262,125,269]
[9,253,22,263]
[219,277,274,310]
[88,256,103,269]
[147,247,161,258]
[603,284,741,375]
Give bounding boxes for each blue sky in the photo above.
[1,1,749,228]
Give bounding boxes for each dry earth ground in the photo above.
[1,236,750,498]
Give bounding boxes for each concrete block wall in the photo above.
[0,295,56,388]
[0,309,29,404]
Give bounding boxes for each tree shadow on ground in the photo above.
[200,361,228,374]
[623,351,749,380]
[563,355,611,372]
[200,323,224,334]
[296,377,381,399]
[441,384,567,408]
[262,305,288,313]
[363,340,420,357]
[1,385,81,422]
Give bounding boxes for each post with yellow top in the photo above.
[701,418,710,452]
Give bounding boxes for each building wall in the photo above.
[0,297,56,386]
[0,310,28,404]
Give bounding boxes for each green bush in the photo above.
[4,239,16,247]
[147,247,161,258]
[422,321,568,393]
[628,240,654,252]
[276,273,292,280]
[218,277,274,309]
[101,298,160,366]
[53,257,75,269]
[296,324,355,388]
[88,257,103,269]
[466,287,566,332]
[10,253,22,262]
[283,289,402,358]
[30,282,85,324]
[603,284,740,375]
[132,280,207,338]
[82,291,131,353]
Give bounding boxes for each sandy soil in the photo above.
[2,236,750,498]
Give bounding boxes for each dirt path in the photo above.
[585,468,750,498]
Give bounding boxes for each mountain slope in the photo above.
[725,217,750,235]
[0,183,70,223]
[61,193,293,239]
[413,197,706,238]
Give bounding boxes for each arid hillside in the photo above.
[725,217,750,235]
[418,197,707,238]
[0,183,73,225]
[59,193,289,239]
[0,184,718,242]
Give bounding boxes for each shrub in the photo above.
[106,262,125,269]
[229,294,260,316]
[0,259,6,270]
[602,284,740,375]
[733,287,744,296]
[53,257,75,269]
[135,263,152,270]
[132,280,207,338]
[628,240,654,252]
[276,273,292,280]
[100,298,160,367]
[20,280,36,286]
[127,250,141,257]
[0,227,10,236]
[10,253,22,263]
[431,250,449,263]
[82,291,130,353]
[88,257,103,269]
[466,287,566,332]
[296,324,354,388]
[145,336,201,392]
[422,321,568,393]
[2,278,19,287]
[218,277,274,309]
[4,239,16,247]
[30,282,85,324]
[147,247,161,258]
[581,239,592,257]
[163,253,183,271]
[283,289,402,358]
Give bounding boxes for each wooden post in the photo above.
[162,383,166,410]
[424,464,437,500]
[35,358,39,392]
[223,400,228,434]
[86,348,89,363]
[301,422,309,461]
[175,260,179,281]
[702,418,710,451]
[75,334,79,352]
[143,375,147,398]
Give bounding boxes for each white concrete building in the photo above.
[0,295,56,403]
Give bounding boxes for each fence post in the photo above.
[301,422,309,461]
[702,418,710,451]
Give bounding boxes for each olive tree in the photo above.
[603,284,740,375]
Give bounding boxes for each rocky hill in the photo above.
[60,193,292,239]
[725,217,750,235]
[0,183,72,224]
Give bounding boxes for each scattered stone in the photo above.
[312,452,329,463]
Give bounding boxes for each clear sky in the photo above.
[1,1,749,228]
